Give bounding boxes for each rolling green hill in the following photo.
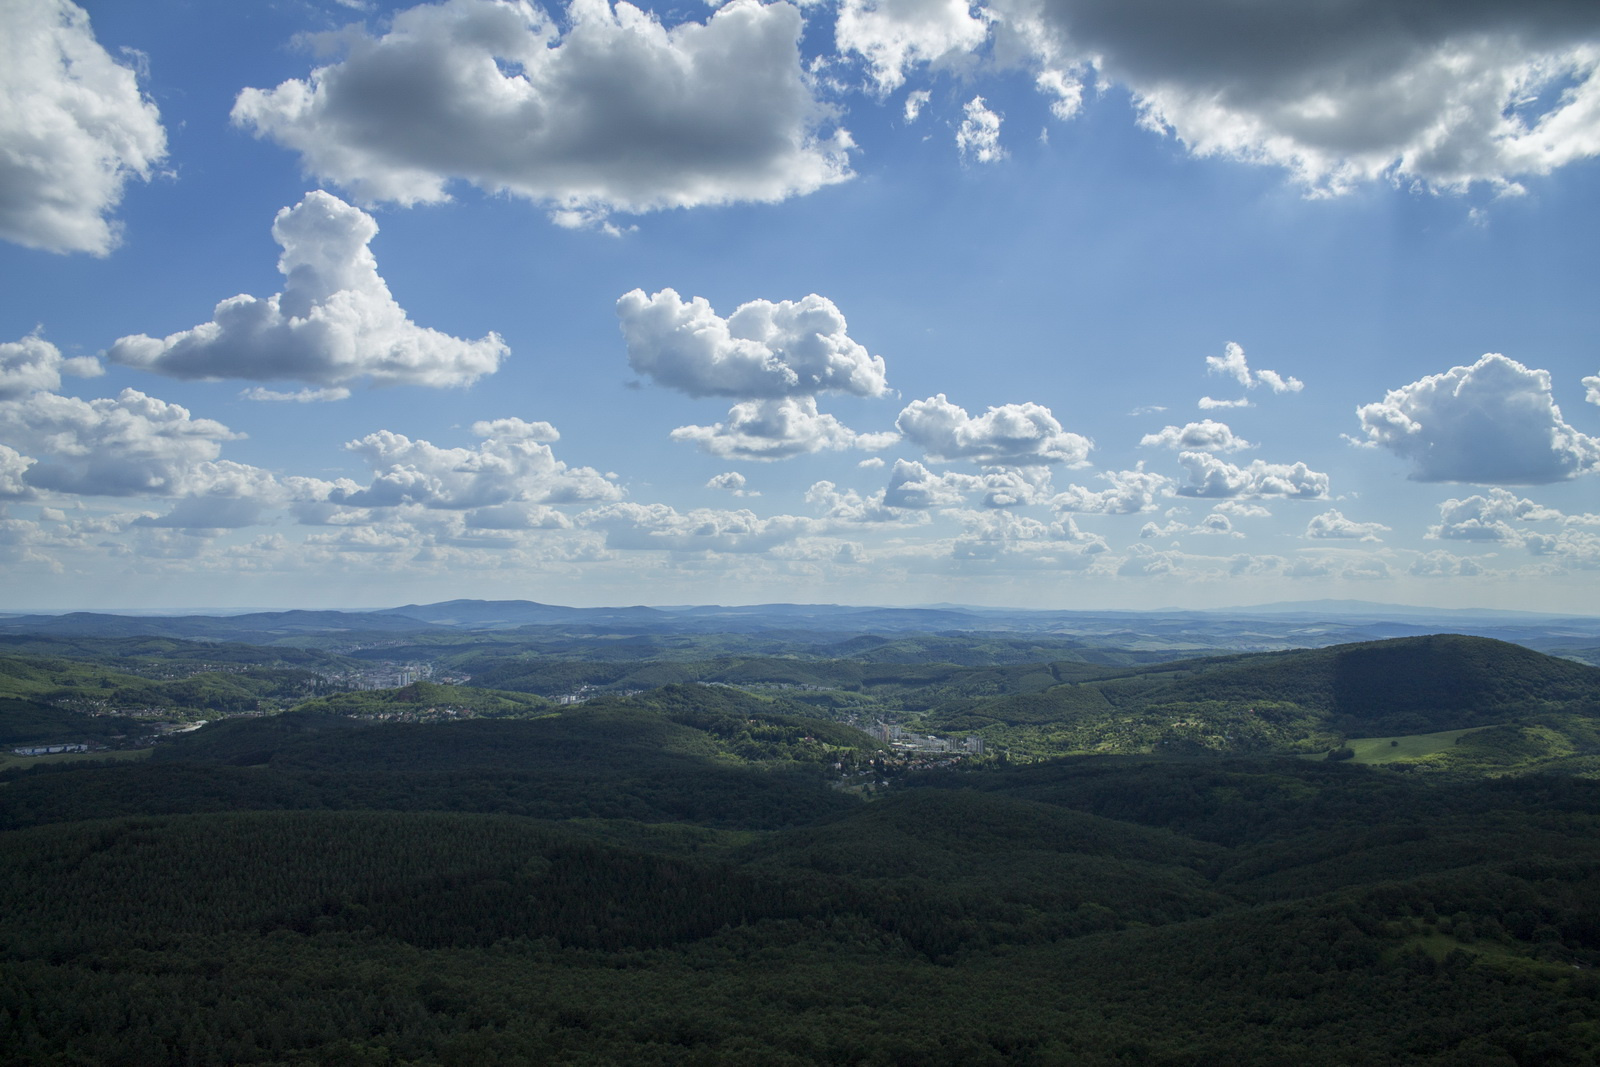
[283,679,550,720]
[5,631,1600,1064]
[4,760,1600,1065]
[918,635,1600,768]
[1122,634,1600,735]
[1,685,874,834]
[0,647,341,717]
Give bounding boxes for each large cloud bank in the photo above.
[0,0,167,254]
[232,0,852,225]
[1355,353,1600,484]
[849,0,1600,193]
[108,192,507,389]
[0,333,289,520]
[0,387,242,498]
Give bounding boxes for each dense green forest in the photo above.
[4,631,1600,1064]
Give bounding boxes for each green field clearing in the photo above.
[1394,929,1530,965]
[0,748,152,773]
[1347,726,1496,764]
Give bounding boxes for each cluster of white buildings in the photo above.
[316,663,436,691]
[873,722,984,755]
[10,743,90,756]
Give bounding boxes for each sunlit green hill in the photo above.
[923,635,1600,767]
[1125,634,1600,735]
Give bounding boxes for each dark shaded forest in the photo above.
[4,633,1600,1064]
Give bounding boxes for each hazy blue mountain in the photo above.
[0,599,1595,660]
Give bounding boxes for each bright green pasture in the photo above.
[0,747,152,773]
[1346,727,1495,764]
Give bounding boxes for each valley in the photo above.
[3,601,1600,1064]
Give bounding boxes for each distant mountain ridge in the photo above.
[0,608,441,640]
[0,599,1595,660]
[1207,598,1590,620]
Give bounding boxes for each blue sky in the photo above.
[2,0,1599,613]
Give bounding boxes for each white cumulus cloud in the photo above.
[1035,67,1084,120]
[1427,488,1561,541]
[462,503,573,531]
[1140,512,1238,539]
[806,480,907,523]
[108,191,507,389]
[1197,396,1251,411]
[904,88,932,123]
[0,332,102,399]
[0,0,167,254]
[1409,550,1486,578]
[232,0,852,224]
[1354,353,1600,484]
[1230,553,1285,577]
[1139,418,1253,452]
[0,387,246,498]
[1213,500,1272,520]
[581,501,813,553]
[950,510,1108,566]
[1051,466,1171,514]
[897,393,1091,466]
[1306,509,1390,542]
[1176,452,1330,499]
[819,459,1054,511]
[0,444,35,499]
[1523,528,1600,568]
[1200,342,1302,408]
[956,95,1005,162]
[1117,542,1178,578]
[836,0,989,93]
[882,458,977,509]
[617,287,888,399]
[330,421,621,510]
[972,466,1055,507]
[670,397,866,460]
[470,417,559,442]
[120,458,291,531]
[706,471,752,495]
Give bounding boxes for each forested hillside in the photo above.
[3,632,1600,1064]
[5,761,1599,1064]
